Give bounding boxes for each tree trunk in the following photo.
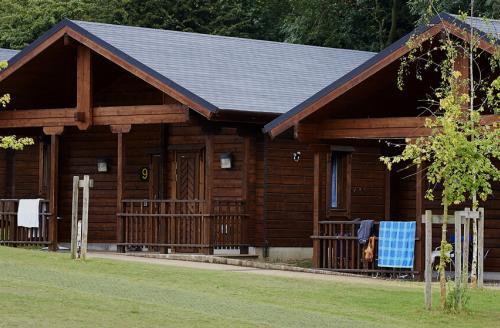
[387,0,400,46]
[471,217,478,287]
[439,195,449,308]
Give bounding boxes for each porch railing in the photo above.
[0,199,51,246]
[312,220,416,275]
[117,199,247,253]
[213,199,248,249]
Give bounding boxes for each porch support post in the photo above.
[43,126,64,251]
[158,124,168,253]
[111,124,131,253]
[204,133,215,255]
[311,144,328,268]
[240,135,253,255]
[76,45,92,130]
[415,164,424,280]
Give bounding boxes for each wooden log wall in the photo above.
[350,145,386,220]
[255,137,315,247]
[56,122,250,244]
[0,139,40,199]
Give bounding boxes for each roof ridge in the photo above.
[70,19,376,55]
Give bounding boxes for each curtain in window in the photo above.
[331,152,338,208]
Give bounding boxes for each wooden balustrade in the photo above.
[0,199,51,246]
[117,199,247,253]
[312,220,416,275]
[212,199,248,249]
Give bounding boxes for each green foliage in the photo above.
[445,277,471,313]
[0,0,290,49]
[0,0,496,52]
[381,10,499,310]
[381,40,500,212]
[408,0,500,24]
[0,61,34,149]
[282,0,416,51]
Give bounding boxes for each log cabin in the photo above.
[0,13,498,277]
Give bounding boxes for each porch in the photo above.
[0,197,248,254]
[117,199,248,253]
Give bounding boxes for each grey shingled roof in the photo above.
[450,14,500,40]
[0,48,18,61]
[72,20,375,114]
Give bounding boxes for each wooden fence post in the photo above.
[478,207,484,288]
[454,211,462,295]
[425,210,432,310]
[80,175,90,260]
[462,215,470,285]
[70,176,79,259]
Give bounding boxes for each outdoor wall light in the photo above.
[292,151,301,162]
[220,153,233,169]
[97,158,109,173]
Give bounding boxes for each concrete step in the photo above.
[217,254,260,260]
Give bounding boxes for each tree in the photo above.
[0,60,34,149]
[409,0,500,24]
[381,11,499,310]
[282,0,415,51]
[0,0,291,50]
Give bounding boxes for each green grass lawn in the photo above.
[1,247,499,328]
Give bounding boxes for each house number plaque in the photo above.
[140,167,149,181]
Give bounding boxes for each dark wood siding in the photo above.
[58,126,117,243]
[255,137,314,247]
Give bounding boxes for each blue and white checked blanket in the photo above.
[378,221,416,268]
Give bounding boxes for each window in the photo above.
[331,152,339,208]
[327,149,352,215]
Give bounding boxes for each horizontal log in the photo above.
[0,108,75,128]
[93,104,188,125]
[298,114,499,140]
[0,104,189,128]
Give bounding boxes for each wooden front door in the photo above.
[175,151,202,200]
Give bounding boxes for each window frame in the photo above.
[325,146,352,218]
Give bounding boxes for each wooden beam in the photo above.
[66,29,214,118]
[204,134,214,255]
[76,45,92,130]
[0,104,189,129]
[293,123,317,143]
[110,124,132,134]
[415,165,424,281]
[43,126,65,136]
[48,133,59,251]
[93,104,188,125]
[0,109,75,128]
[114,131,126,252]
[312,148,322,268]
[296,115,499,140]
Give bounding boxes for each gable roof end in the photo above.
[1,19,219,118]
[262,13,499,137]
